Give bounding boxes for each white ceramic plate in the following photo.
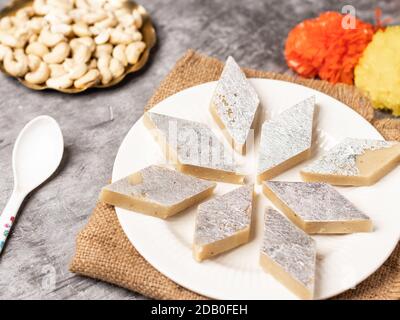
[112,79,400,300]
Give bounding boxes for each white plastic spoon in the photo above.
[0,116,64,254]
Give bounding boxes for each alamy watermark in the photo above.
[341,5,357,29]
[41,264,57,292]
[147,118,336,172]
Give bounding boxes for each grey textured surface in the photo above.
[0,0,397,300]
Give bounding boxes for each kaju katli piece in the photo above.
[100,165,216,219]
[301,138,400,186]
[260,207,316,300]
[193,185,254,262]
[263,180,372,234]
[257,96,315,183]
[144,112,245,183]
[209,56,260,155]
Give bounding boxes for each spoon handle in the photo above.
[0,191,25,254]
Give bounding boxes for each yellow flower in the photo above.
[355,26,400,116]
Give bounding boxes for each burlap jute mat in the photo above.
[70,50,400,300]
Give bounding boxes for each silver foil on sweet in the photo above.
[147,112,238,172]
[264,181,370,222]
[261,207,316,291]
[303,138,395,176]
[211,56,260,146]
[257,96,315,174]
[194,185,253,245]
[105,165,215,206]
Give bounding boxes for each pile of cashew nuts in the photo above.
[0,0,146,90]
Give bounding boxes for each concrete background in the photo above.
[0,0,398,299]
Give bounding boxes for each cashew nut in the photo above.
[112,44,127,66]
[72,22,92,37]
[131,30,143,42]
[123,26,140,35]
[12,14,29,29]
[114,8,130,20]
[69,8,87,22]
[88,0,107,8]
[94,14,117,29]
[83,11,108,25]
[48,63,66,78]
[0,17,13,30]
[63,58,88,80]
[115,7,130,16]
[117,13,134,27]
[95,43,113,58]
[3,49,28,77]
[74,69,99,88]
[95,30,109,45]
[27,54,41,71]
[1,0,145,90]
[27,17,45,34]
[71,36,95,52]
[72,43,91,63]
[69,38,81,50]
[125,41,145,64]
[0,44,12,61]
[43,42,70,64]
[108,0,127,9]
[19,7,35,18]
[79,36,96,52]
[88,58,97,69]
[0,32,28,48]
[15,29,32,46]
[89,25,101,36]
[29,33,38,44]
[109,57,124,78]
[51,24,73,36]
[75,0,90,10]
[25,61,50,84]
[33,0,51,16]
[15,7,34,23]
[39,28,65,47]
[69,63,88,79]
[62,58,73,69]
[46,74,73,89]
[97,54,112,84]
[121,24,140,38]
[109,28,133,44]
[131,10,143,29]
[26,41,49,57]
[44,12,72,26]
[47,0,74,11]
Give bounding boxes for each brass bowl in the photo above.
[0,0,156,93]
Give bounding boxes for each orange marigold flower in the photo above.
[284,12,375,84]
